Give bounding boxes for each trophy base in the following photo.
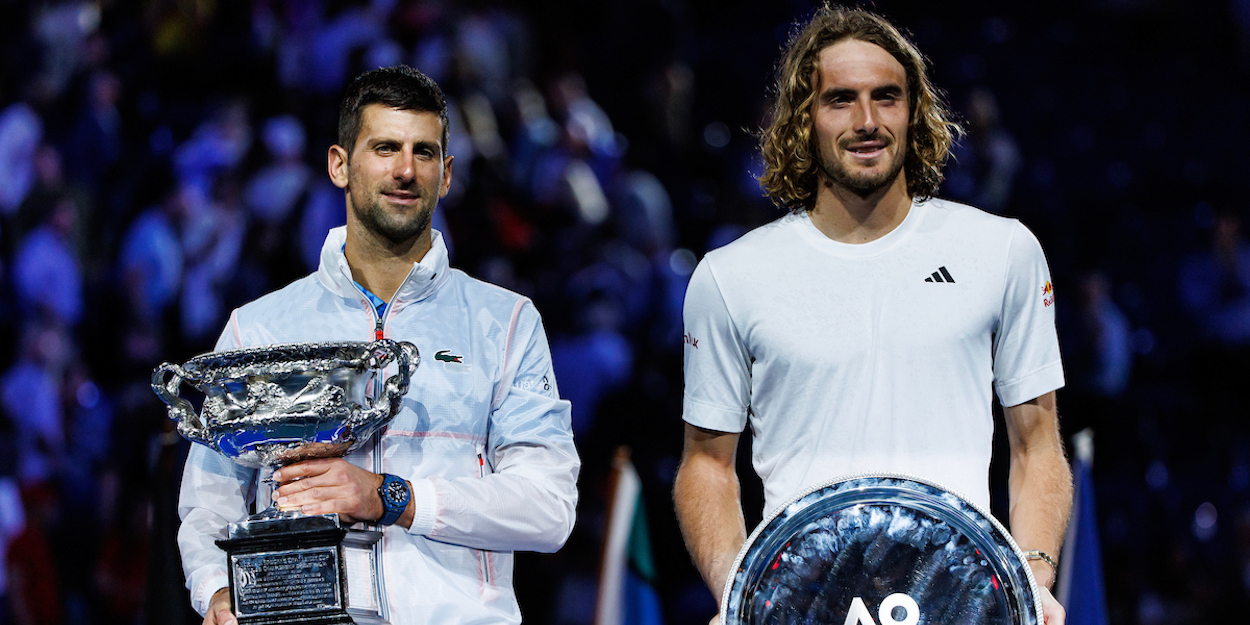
[216,514,388,625]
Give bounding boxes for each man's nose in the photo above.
[393,151,416,181]
[855,100,879,135]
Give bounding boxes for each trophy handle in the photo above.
[382,341,420,401]
[151,363,209,438]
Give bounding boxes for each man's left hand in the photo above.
[273,458,384,523]
[1027,558,1064,624]
[1037,585,1065,625]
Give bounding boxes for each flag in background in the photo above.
[1056,429,1109,625]
[595,447,664,625]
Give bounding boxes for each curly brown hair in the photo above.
[758,4,962,211]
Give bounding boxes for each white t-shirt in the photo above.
[682,198,1064,514]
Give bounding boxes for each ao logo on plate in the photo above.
[843,593,919,625]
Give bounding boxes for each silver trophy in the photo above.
[153,339,419,625]
[722,474,1042,625]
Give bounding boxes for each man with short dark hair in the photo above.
[674,6,1071,624]
[178,65,580,625]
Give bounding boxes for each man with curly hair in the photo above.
[674,5,1071,624]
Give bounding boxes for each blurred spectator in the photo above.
[0,101,42,218]
[945,87,1021,214]
[56,363,112,530]
[613,170,676,257]
[510,79,560,192]
[1068,271,1133,399]
[238,114,316,310]
[298,181,348,273]
[454,10,527,104]
[0,324,69,488]
[244,115,312,226]
[13,144,95,265]
[66,71,124,192]
[32,2,102,100]
[551,272,634,438]
[173,98,252,197]
[460,92,505,165]
[11,198,84,329]
[117,178,185,326]
[529,76,619,228]
[271,0,320,90]
[306,1,388,94]
[612,170,690,347]
[1178,209,1250,452]
[180,177,246,345]
[1179,210,1250,346]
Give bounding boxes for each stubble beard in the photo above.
[352,187,435,245]
[818,142,906,198]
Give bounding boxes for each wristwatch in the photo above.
[377,473,411,526]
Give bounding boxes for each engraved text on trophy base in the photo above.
[233,547,341,616]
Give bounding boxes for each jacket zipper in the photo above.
[477,450,491,585]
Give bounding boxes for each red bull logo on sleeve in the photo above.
[1042,281,1054,307]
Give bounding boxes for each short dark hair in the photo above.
[337,65,450,156]
[758,4,961,209]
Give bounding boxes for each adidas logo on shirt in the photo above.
[924,266,956,283]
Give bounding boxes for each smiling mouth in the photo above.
[843,143,891,163]
[847,143,886,154]
[384,191,419,202]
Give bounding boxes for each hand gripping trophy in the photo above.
[153,339,418,625]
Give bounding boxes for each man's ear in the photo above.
[438,154,454,198]
[328,144,350,189]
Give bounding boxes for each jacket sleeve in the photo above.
[405,301,580,552]
[176,310,259,616]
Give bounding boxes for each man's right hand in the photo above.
[204,587,235,625]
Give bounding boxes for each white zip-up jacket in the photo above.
[177,227,580,623]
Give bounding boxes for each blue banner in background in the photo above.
[1057,430,1109,625]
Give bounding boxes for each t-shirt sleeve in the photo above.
[992,221,1065,406]
[682,257,751,433]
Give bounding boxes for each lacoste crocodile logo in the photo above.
[435,350,464,363]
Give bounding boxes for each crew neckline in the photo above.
[793,198,923,259]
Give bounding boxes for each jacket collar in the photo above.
[316,226,451,305]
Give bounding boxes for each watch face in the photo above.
[383,479,408,506]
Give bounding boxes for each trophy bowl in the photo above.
[152,339,419,625]
[152,339,419,470]
[722,473,1041,625]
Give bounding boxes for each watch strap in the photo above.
[377,473,410,526]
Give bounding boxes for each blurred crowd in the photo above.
[0,0,1248,624]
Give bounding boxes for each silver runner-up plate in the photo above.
[722,474,1041,625]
